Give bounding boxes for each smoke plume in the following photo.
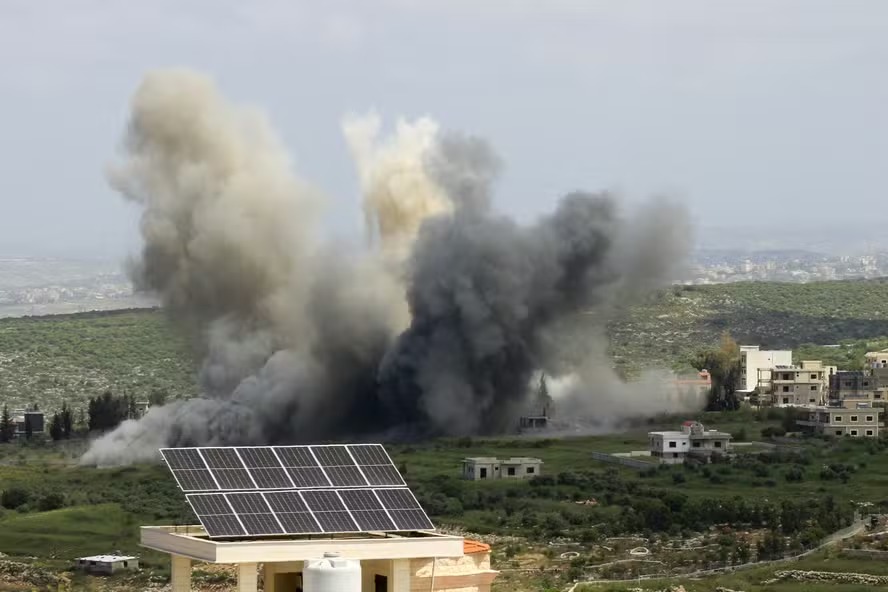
[82,69,694,466]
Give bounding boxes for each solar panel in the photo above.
[186,493,246,537]
[347,444,406,486]
[163,443,436,538]
[375,488,435,531]
[311,445,366,487]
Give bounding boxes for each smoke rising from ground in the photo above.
[82,69,696,466]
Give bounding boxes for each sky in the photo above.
[0,0,886,258]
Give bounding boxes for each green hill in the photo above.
[3,280,888,412]
[0,309,196,412]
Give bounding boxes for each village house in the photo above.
[649,421,731,465]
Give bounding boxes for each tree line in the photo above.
[0,389,167,442]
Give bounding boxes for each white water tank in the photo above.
[303,552,361,592]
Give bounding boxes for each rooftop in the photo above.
[141,526,464,564]
[649,431,688,438]
[77,555,136,563]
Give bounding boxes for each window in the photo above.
[851,416,858,422]
[876,393,883,400]
[692,441,701,448]
[526,466,535,474]
[782,397,790,404]
[809,398,816,403]
[851,430,858,436]
[867,416,874,422]
[507,467,516,476]
[864,381,871,387]
[782,386,790,392]
[673,453,679,458]
[479,468,487,479]
[714,441,722,448]
[123,561,128,568]
[836,430,843,436]
[835,415,843,422]
[866,430,874,436]
[811,385,818,391]
[811,374,818,380]
[669,441,677,448]
[783,373,791,380]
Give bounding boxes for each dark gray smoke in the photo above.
[82,69,693,466]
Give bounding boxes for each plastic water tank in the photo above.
[303,552,361,592]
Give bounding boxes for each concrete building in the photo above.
[649,421,731,464]
[796,404,882,437]
[770,361,833,406]
[75,555,139,575]
[671,370,712,406]
[141,526,497,592]
[865,349,888,369]
[829,371,877,402]
[739,346,792,394]
[648,430,689,464]
[462,457,542,480]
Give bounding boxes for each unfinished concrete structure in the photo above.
[769,361,834,406]
[462,457,542,480]
[739,345,792,394]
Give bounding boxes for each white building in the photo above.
[75,555,138,575]
[739,345,792,394]
[648,431,690,464]
[649,421,732,464]
[462,457,542,480]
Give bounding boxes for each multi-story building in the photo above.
[829,371,878,402]
[739,346,792,394]
[796,404,882,437]
[649,421,731,465]
[769,361,834,406]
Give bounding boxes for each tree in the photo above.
[24,415,33,440]
[60,402,73,439]
[0,405,14,443]
[692,332,742,410]
[49,413,63,441]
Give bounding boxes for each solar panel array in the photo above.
[185,488,433,537]
[160,444,405,492]
[160,444,433,539]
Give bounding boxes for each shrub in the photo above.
[1,487,30,509]
[784,466,805,482]
[37,492,65,512]
[672,473,686,485]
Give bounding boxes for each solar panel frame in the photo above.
[164,444,436,538]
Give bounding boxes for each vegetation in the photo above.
[0,308,195,413]
[609,278,888,374]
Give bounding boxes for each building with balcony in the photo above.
[649,421,731,465]
[768,361,834,406]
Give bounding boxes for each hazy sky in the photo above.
[0,1,886,258]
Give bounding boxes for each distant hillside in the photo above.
[609,279,888,373]
[3,279,888,412]
[0,308,195,412]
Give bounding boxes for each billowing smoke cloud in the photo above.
[82,69,695,466]
[342,112,452,254]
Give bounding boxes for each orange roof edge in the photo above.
[463,540,491,554]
